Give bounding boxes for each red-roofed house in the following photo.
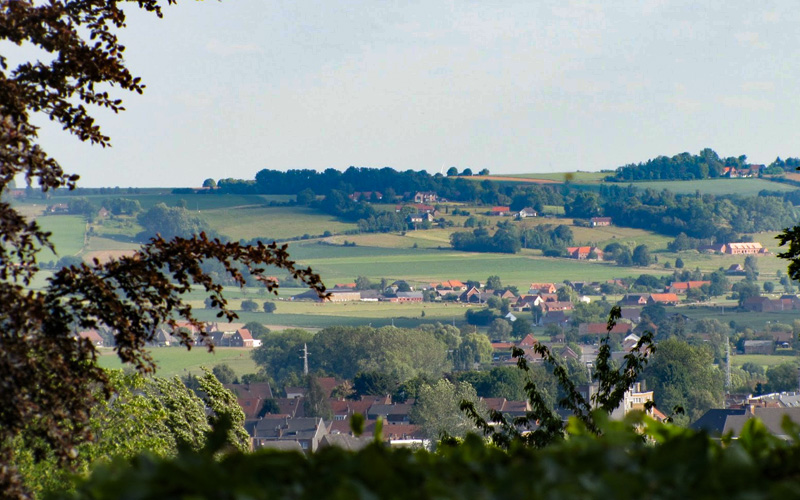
[566,246,603,260]
[669,281,710,294]
[432,279,465,290]
[79,330,105,347]
[647,293,680,306]
[490,206,511,216]
[528,283,557,294]
[231,328,255,347]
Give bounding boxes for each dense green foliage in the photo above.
[643,338,724,423]
[57,414,800,500]
[450,223,573,255]
[136,202,214,241]
[607,148,744,181]
[251,324,486,387]
[596,184,797,239]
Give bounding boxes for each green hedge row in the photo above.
[54,415,800,500]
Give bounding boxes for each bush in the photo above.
[262,302,277,314]
[241,300,259,312]
[57,417,800,500]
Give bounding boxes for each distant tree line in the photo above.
[605,148,800,182]
[450,223,574,256]
[589,185,797,239]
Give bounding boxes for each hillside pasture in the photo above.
[283,242,671,290]
[201,205,358,241]
[98,346,259,378]
[490,171,608,183]
[731,354,797,370]
[624,178,797,196]
[47,193,294,212]
[562,223,672,250]
[192,308,449,330]
[35,215,86,261]
[676,306,800,330]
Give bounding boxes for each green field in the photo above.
[676,306,800,330]
[201,205,358,240]
[731,354,797,369]
[504,171,609,183]
[622,178,797,196]
[35,215,86,261]
[279,242,670,291]
[98,346,260,378]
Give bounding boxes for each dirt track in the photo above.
[471,175,561,184]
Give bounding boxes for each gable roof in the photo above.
[78,329,104,344]
[670,281,710,290]
[236,328,253,340]
[579,323,632,335]
[649,293,680,303]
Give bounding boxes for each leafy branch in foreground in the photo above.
[461,306,655,448]
[55,414,800,500]
[1,233,327,495]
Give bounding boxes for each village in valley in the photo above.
[62,176,800,450]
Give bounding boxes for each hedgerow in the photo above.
[55,414,800,500]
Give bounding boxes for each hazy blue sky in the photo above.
[29,1,800,187]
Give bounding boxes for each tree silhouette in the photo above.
[0,1,326,495]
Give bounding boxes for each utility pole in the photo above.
[725,334,731,394]
[300,343,309,375]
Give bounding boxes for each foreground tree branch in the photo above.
[0,2,330,496]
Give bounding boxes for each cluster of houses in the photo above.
[700,242,768,255]
[741,294,800,313]
[721,165,765,178]
[77,322,261,348]
[227,371,663,453]
[228,378,436,451]
[693,393,800,439]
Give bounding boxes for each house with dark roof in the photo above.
[692,407,800,438]
[367,403,413,424]
[743,340,774,355]
[253,417,328,453]
[230,328,256,347]
[619,294,647,306]
[741,296,779,312]
[224,382,275,419]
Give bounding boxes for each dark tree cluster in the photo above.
[607,148,746,181]
[590,184,797,239]
[450,227,521,254]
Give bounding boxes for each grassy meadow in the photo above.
[623,178,795,196]
[35,215,87,261]
[98,346,260,378]
[201,205,358,240]
[731,354,797,370]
